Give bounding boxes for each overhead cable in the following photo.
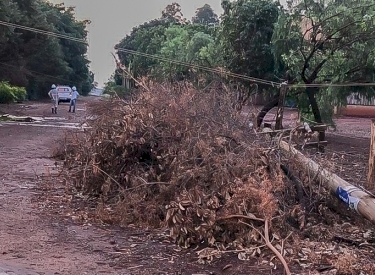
[0,20,87,44]
[116,48,281,87]
[289,82,375,88]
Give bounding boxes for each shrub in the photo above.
[0,82,27,103]
[11,86,27,102]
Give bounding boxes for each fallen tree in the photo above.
[280,140,375,224]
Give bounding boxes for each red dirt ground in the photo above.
[258,106,372,186]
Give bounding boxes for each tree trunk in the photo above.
[305,87,325,142]
[256,93,280,128]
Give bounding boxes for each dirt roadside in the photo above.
[0,98,287,275]
[258,106,372,186]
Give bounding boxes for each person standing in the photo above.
[48,84,59,114]
[69,86,80,113]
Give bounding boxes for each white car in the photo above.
[56,85,72,104]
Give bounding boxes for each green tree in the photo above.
[272,0,375,136]
[192,4,219,26]
[115,19,171,78]
[161,2,186,24]
[155,24,218,84]
[220,0,281,84]
[0,81,27,103]
[158,26,190,80]
[114,4,221,85]
[40,2,93,95]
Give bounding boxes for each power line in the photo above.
[289,82,375,88]
[116,47,281,87]
[0,20,87,44]
[116,47,375,89]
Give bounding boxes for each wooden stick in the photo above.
[239,220,291,275]
[257,124,327,135]
[92,164,125,192]
[264,219,291,275]
[217,214,265,222]
[367,119,375,190]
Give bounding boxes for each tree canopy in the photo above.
[220,0,281,85]
[161,2,186,24]
[191,4,219,26]
[114,6,219,85]
[0,0,93,99]
[272,0,375,125]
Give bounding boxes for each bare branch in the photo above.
[217,214,265,223]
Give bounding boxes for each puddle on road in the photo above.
[0,114,37,122]
[0,114,91,129]
[0,121,90,130]
[39,116,67,121]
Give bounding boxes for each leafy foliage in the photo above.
[156,25,218,83]
[0,81,27,103]
[116,19,172,78]
[220,0,281,84]
[115,5,219,86]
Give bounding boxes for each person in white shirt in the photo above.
[69,86,80,113]
[48,84,58,114]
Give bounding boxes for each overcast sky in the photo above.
[49,0,286,87]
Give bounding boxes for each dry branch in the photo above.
[217,214,265,223]
[264,219,291,275]
[239,219,291,275]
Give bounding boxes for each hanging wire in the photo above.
[116,47,282,87]
[0,20,87,44]
[289,82,375,88]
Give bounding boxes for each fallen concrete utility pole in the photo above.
[280,140,375,225]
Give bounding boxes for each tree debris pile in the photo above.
[61,82,375,273]
[63,82,287,240]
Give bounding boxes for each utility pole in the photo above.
[275,81,288,130]
[122,70,126,87]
